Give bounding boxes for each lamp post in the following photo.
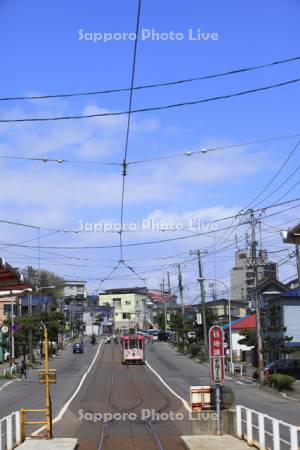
[198,277,233,372]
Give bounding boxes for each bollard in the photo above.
[258,413,265,450]
[290,425,298,450]
[246,409,253,445]
[236,405,242,439]
[6,415,13,450]
[272,419,280,450]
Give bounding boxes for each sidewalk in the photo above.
[181,435,251,450]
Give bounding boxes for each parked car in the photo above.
[158,331,171,342]
[187,331,196,340]
[104,336,111,344]
[253,359,300,380]
[151,331,160,341]
[73,342,84,354]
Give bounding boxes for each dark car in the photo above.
[158,331,171,342]
[253,359,300,380]
[73,342,84,354]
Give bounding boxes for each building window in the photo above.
[4,304,17,316]
[113,298,121,308]
[122,313,131,319]
[125,301,131,305]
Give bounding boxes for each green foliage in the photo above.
[22,265,65,296]
[263,305,294,360]
[267,373,295,391]
[238,329,257,347]
[4,310,65,358]
[188,342,200,358]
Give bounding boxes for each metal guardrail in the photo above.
[0,411,22,450]
[225,360,246,375]
[236,405,300,450]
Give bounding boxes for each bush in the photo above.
[188,343,200,358]
[268,373,295,391]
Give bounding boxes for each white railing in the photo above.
[226,360,246,375]
[2,364,20,378]
[0,411,22,450]
[236,405,300,450]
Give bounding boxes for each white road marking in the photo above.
[145,360,191,412]
[0,380,15,391]
[33,339,103,435]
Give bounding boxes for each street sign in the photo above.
[209,326,225,384]
[196,313,202,325]
[11,324,18,333]
[1,325,9,334]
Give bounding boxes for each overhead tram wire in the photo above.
[1,77,300,124]
[1,55,300,102]
[0,132,300,169]
[3,197,300,250]
[97,0,144,288]
[119,0,142,262]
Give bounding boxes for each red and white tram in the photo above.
[121,335,145,365]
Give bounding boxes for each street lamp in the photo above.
[198,277,233,372]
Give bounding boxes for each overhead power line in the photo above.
[1,131,300,168]
[1,55,299,102]
[2,197,300,250]
[1,76,300,124]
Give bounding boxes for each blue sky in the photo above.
[0,0,299,297]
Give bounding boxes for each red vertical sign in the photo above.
[209,326,225,383]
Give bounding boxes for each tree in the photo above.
[22,266,65,296]
[238,329,257,348]
[263,305,294,361]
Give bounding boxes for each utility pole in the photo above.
[177,264,184,319]
[249,209,264,382]
[295,244,300,288]
[190,250,208,354]
[167,272,171,294]
[162,278,167,331]
[28,294,33,364]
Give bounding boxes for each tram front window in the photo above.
[129,339,138,349]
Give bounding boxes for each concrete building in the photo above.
[83,306,114,335]
[230,249,277,303]
[223,314,256,362]
[62,281,87,301]
[205,299,247,325]
[99,287,148,333]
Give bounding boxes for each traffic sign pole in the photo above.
[209,326,225,435]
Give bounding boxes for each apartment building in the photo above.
[230,249,277,302]
[99,287,148,333]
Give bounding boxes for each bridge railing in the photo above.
[236,405,300,450]
[0,411,22,450]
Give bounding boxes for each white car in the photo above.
[187,331,196,340]
[104,336,111,344]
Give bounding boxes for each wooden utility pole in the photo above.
[249,209,264,382]
[177,264,184,319]
[190,250,208,354]
[295,244,300,288]
[44,327,53,438]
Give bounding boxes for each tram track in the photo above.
[97,344,167,450]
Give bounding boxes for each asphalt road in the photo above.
[54,341,189,449]
[146,342,300,425]
[0,339,98,421]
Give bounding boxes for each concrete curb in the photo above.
[17,438,78,449]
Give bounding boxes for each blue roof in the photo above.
[280,288,300,298]
[223,315,252,330]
